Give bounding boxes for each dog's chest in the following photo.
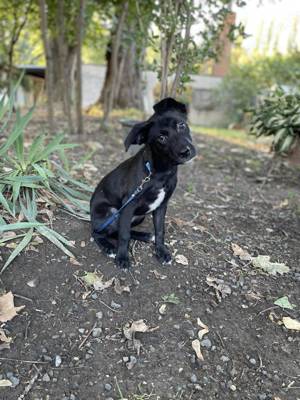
[146,188,165,213]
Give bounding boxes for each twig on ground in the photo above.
[99,299,121,313]
[0,357,48,364]
[215,331,225,348]
[14,293,33,302]
[17,366,41,400]
[78,322,97,350]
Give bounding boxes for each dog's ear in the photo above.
[124,120,153,151]
[153,97,187,117]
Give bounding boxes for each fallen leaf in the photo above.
[206,276,231,301]
[82,272,114,291]
[70,258,82,266]
[123,320,159,341]
[114,278,130,295]
[274,296,295,310]
[192,339,204,361]
[231,243,251,261]
[251,256,290,275]
[197,318,209,340]
[0,379,12,387]
[282,317,300,331]
[175,254,188,265]
[151,270,167,280]
[0,292,25,323]
[0,329,12,343]
[159,304,167,315]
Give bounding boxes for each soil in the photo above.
[0,116,300,400]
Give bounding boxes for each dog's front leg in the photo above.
[116,205,135,269]
[153,203,172,264]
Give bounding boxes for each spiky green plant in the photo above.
[249,87,300,154]
[0,87,92,273]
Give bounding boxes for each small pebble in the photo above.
[111,300,121,309]
[96,311,103,319]
[258,394,267,400]
[104,383,112,391]
[92,328,102,338]
[42,373,51,382]
[54,355,62,367]
[221,355,230,362]
[201,338,212,349]
[190,374,197,383]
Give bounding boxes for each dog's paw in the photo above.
[115,254,131,269]
[155,245,172,265]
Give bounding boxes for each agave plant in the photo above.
[0,88,92,273]
[249,87,300,155]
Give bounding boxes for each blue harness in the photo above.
[96,161,152,232]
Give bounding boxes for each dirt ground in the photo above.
[0,117,300,400]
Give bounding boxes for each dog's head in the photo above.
[124,97,196,165]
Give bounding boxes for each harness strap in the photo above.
[96,161,152,233]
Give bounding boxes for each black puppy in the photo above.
[90,97,196,269]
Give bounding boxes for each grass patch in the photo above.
[0,86,92,273]
[192,125,270,152]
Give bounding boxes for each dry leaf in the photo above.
[197,318,209,340]
[0,379,12,387]
[114,278,130,295]
[231,243,251,261]
[82,272,114,291]
[192,339,204,361]
[282,317,300,331]
[159,304,167,315]
[206,276,231,301]
[0,292,25,323]
[123,319,159,341]
[70,258,82,266]
[175,254,188,265]
[251,255,290,275]
[0,329,12,343]
[151,270,167,280]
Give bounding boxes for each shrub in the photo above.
[0,89,92,272]
[249,87,300,155]
[217,51,300,126]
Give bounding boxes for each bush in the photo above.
[249,87,300,155]
[0,89,92,272]
[217,52,300,126]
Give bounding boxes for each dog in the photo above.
[90,97,196,269]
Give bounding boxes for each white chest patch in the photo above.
[147,189,166,213]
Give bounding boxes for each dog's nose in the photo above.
[180,146,191,158]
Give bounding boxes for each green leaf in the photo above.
[0,222,43,233]
[27,133,45,164]
[0,107,34,157]
[274,296,296,310]
[251,255,290,275]
[37,225,74,258]
[0,188,14,217]
[1,228,33,274]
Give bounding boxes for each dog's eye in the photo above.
[177,121,186,132]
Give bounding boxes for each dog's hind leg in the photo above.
[109,230,154,243]
[92,232,117,257]
[130,230,154,243]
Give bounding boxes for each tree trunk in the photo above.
[75,0,85,135]
[100,23,144,110]
[115,41,144,109]
[39,0,55,134]
[102,1,128,123]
